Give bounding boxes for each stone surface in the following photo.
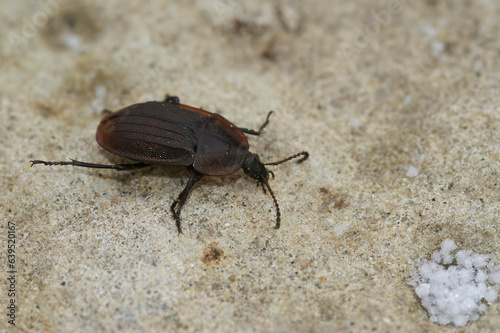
[1,0,499,331]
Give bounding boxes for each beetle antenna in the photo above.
[264,151,309,166]
[261,178,281,229]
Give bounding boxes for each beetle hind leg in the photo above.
[30,159,151,171]
[170,169,203,234]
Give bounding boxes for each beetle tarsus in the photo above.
[30,159,84,167]
[170,170,203,234]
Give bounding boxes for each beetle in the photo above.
[31,95,309,234]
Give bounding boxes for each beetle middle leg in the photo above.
[238,111,274,136]
[164,95,180,104]
[170,169,203,234]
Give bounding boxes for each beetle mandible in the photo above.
[31,95,309,234]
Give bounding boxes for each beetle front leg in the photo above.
[238,111,274,136]
[170,169,203,234]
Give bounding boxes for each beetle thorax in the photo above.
[242,153,269,181]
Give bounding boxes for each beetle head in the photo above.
[242,153,270,181]
[242,151,309,229]
[242,152,280,228]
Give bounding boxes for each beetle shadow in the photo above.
[149,164,253,197]
[94,151,252,195]
[148,165,248,189]
[94,150,187,181]
[93,151,224,182]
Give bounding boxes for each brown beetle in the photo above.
[31,96,309,233]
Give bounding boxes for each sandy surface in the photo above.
[1,0,499,332]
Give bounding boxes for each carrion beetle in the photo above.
[31,95,309,233]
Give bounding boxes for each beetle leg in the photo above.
[30,159,150,171]
[170,170,203,234]
[238,111,274,136]
[164,95,180,104]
